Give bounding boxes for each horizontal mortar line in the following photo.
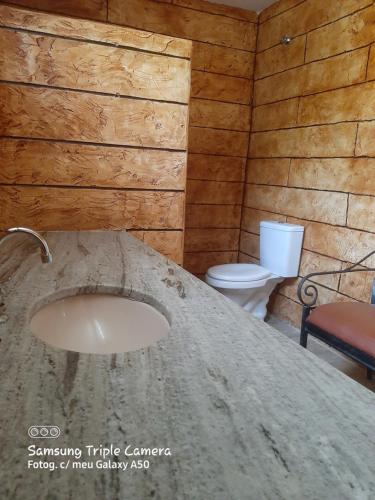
[255,43,373,82]
[121,0,258,25]
[300,248,374,268]
[305,42,374,65]
[283,215,375,236]
[190,125,251,132]
[279,283,366,303]
[187,203,241,208]
[258,0,306,25]
[251,120,368,134]
[189,152,246,159]
[243,207,348,228]
[188,199,243,205]
[0,79,189,106]
[187,177,244,183]
[183,248,239,253]
[257,3,372,53]
[237,249,259,259]
[187,202,243,206]
[189,124,249,135]
[128,228,183,232]
[185,226,240,230]
[241,205,288,217]
[191,67,253,82]
[250,182,375,197]
[0,182,185,193]
[0,135,187,153]
[245,182,367,196]
[191,95,251,106]
[254,77,375,107]
[346,223,375,234]
[152,2,258,25]
[240,229,259,236]
[184,250,238,254]
[253,94,302,108]
[276,292,301,306]
[248,155,375,160]
[190,152,248,158]
[192,68,253,81]
[0,24,191,61]
[107,18,256,54]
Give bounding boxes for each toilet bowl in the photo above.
[205,221,304,320]
[206,263,283,320]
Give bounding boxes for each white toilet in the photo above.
[205,221,304,320]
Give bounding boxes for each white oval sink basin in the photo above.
[30,294,169,354]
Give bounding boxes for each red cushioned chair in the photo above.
[298,251,375,380]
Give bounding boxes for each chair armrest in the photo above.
[297,250,375,307]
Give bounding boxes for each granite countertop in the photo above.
[0,230,374,500]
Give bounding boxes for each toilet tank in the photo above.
[260,221,304,277]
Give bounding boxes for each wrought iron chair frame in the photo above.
[297,250,375,380]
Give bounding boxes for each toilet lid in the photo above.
[207,263,271,282]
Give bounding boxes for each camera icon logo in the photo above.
[28,426,61,438]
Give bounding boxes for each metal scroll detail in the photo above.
[297,250,375,307]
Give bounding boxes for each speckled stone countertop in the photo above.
[0,231,374,500]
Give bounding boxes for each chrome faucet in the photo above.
[0,227,52,263]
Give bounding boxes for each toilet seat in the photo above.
[206,263,274,290]
[207,263,271,281]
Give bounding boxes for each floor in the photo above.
[267,315,375,392]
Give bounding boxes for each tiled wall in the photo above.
[106,0,257,275]
[5,0,257,274]
[241,0,375,325]
[6,0,257,273]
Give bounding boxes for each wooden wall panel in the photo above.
[250,124,357,158]
[191,71,252,104]
[174,0,257,23]
[190,99,250,131]
[0,84,188,150]
[0,139,186,190]
[0,4,191,57]
[0,29,191,103]
[0,5,191,263]
[244,184,348,225]
[356,122,375,156]
[288,158,375,195]
[259,0,304,23]
[247,0,375,326]
[255,34,306,79]
[6,0,107,21]
[0,186,184,230]
[306,6,375,62]
[247,159,290,186]
[189,128,249,157]
[184,228,239,252]
[185,204,241,228]
[130,230,184,263]
[108,0,256,51]
[257,0,371,52]
[191,42,254,78]
[187,180,243,205]
[188,154,245,182]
